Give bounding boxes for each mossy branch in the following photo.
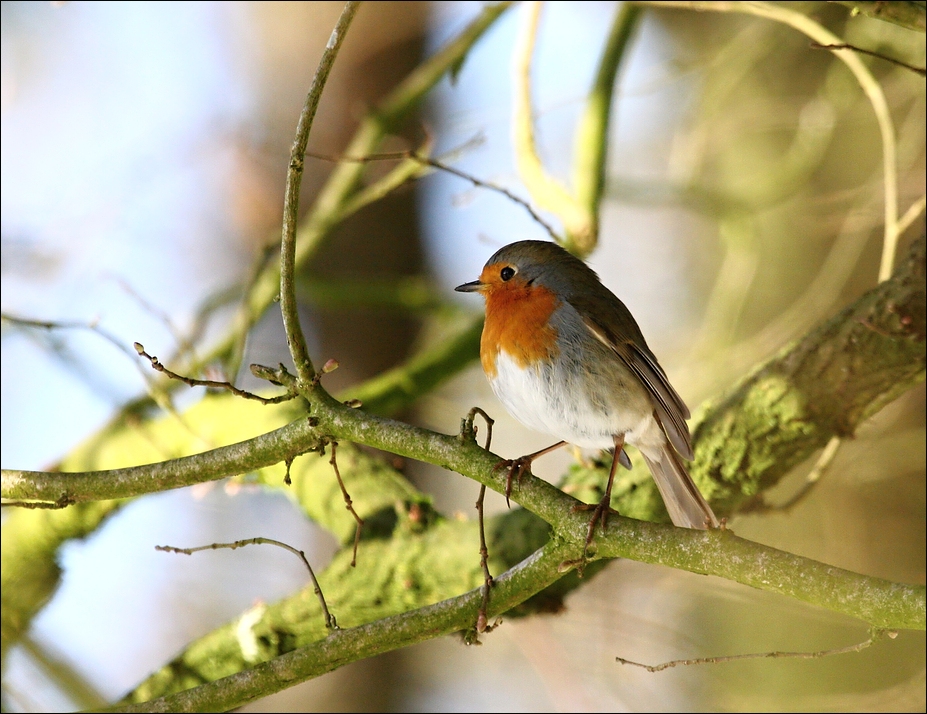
[692,231,925,513]
[117,493,923,710]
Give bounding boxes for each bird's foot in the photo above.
[570,496,620,575]
[493,456,534,508]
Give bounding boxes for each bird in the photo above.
[455,239,718,553]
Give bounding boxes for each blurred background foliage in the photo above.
[1,1,924,711]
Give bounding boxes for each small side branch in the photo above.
[617,628,895,672]
[810,41,926,76]
[463,407,499,637]
[157,538,336,630]
[135,343,297,405]
[305,143,561,242]
[2,313,145,372]
[329,441,364,567]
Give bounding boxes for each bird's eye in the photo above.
[500,266,516,281]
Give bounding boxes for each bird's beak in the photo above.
[454,279,484,293]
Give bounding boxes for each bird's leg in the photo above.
[574,434,625,563]
[494,440,567,507]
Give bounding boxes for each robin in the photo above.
[455,240,718,552]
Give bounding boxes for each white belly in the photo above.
[487,350,667,456]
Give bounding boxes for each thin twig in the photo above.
[135,343,297,405]
[156,538,336,629]
[283,457,295,486]
[462,407,499,636]
[2,313,141,365]
[425,155,562,242]
[305,144,561,242]
[617,628,895,672]
[810,42,926,77]
[328,441,364,567]
[280,1,361,388]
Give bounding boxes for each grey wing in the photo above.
[582,316,693,460]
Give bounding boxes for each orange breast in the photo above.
[481,282,560,378]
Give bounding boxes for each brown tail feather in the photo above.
[641,445,718,529]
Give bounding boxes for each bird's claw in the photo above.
[493,456,533,508]
[571,497,620,575]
